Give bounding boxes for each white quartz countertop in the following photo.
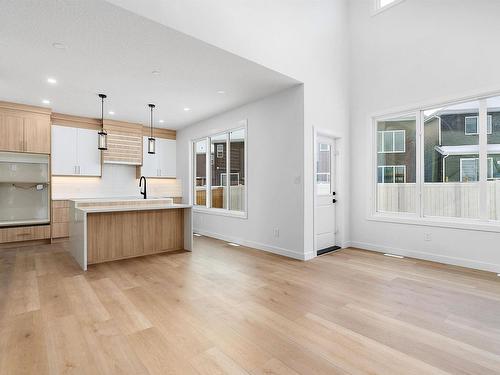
[76,203,192,214]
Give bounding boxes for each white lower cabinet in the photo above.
[140,137,176,178]
[51,125,101,176]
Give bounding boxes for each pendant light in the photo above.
[148,103,156,154]
[97,94,108,150]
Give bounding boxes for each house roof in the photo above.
[435,144,500,156]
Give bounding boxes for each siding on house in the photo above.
[377,119,416,183]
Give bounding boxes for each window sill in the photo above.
[193,206,248,219]
[368,212,500,233]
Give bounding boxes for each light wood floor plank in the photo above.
[0,236,499,375]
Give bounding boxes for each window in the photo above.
[317,142,331,195]
[465,115,492,135]
[374,0,404,12]
[193,139,207,206]
[377,130,405,153]
[373,93,500,228]
[377,166,406,183]
[460,158,493,182]
[192,125,246,216]
[376,116,416,214]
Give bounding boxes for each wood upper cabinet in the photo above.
[24,114,51,153]
[0,113,24,152]
[0,102,51,154]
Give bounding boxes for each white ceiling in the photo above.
[0,0,299,129]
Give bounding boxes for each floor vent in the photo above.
[317,246,341,256]
[227,242,240,247]
[384,253,405,259]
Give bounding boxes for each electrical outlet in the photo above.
[424,233,432,242]
[273,228,280,238]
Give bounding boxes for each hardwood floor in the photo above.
[1,236,500,374]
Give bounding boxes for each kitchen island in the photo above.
[68,198,192,270]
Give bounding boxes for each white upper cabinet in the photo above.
[76,128,101,176]
[51,125,101,176]
[141,136,159,177]
[140,136,176,178]
[51,125,77,175]
[159,138,176,177]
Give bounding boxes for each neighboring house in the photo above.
[377,109,500,183]
[377,119,416,183]
[195,140,245,187]
[426,109,500,182]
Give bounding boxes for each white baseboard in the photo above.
[349,241,500,274]
[193,228,307,260]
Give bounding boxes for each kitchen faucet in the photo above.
[139,176,147,199]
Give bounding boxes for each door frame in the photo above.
[313,127,344,255]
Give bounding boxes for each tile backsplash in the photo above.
[51,164,182,200]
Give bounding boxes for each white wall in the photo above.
[176,86,306,259]
[349,0,500,272]
[52,164,182,199]
[106,0,351,257]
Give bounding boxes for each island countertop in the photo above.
[75,203,192,213]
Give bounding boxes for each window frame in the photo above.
[191,120,248,219]
[377,130,406,153]
[370,93,500,233]
[465,115,492,135]
[459,157,494,182]
[377,165,407,184]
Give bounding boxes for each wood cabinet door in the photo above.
[51,125,78,175]
[24,115,50,153]
[0,113,24,152]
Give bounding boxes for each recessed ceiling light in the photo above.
[183,107,191,111]
[42,99,50,105]
[159,119,164,123]
[227,242,240,247]
[217,90,226,94]
[151,70,160,76]
[52,42,66,50]
[108,111,115,115]
[47,77,57,85]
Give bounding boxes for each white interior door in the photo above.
[315,135,337,253]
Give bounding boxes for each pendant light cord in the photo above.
[149,104,155,138]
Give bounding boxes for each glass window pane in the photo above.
[423,100,479,219]
[376,115,416,213]
[317,142,331,195]
[486,96,500,220]
[465,116,478,134]
[394,131,405,152]
[193,139,207,206]
[383,132,394,152]
[229,129,245,211]
[377,132,383,152]
[211,133,227,209]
